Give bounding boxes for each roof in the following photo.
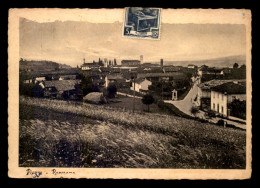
[60,75,77,79]
[198,79,246,90]
[44,80,80,91]
[83,92,104,104]
[100,67,112,72]
[211,82,246,94]
[199,66,222,73]
[121,60,141,63]
[106,74,124,80]
[137,72,185,79]
[135,78,151,84]
[82,63,100,68]
[163,66,180,72]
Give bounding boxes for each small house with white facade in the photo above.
[188,64,196,69]
[210,82,246,117]
[131,78,152,93]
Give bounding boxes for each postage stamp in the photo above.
[123,7,161,40]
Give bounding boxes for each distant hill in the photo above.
[19,59,72,72]
[163,55,246,68]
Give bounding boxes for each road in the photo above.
[164,78,246,130]
[117,92,142,99]
[164,78,200,117]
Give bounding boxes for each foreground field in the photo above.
[19,96,246,168]
[104,95,168,114]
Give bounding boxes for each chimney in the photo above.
[104,58,108,68]
[140,55,143,64]
[83,58,85,64]
[160,59,163,67]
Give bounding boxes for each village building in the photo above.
[210,82,246,117]
[162,66,180,73]
[121,60,141,67]
[105,74,128,88]
[198,65,222,77]
[220,68,232,75]
[35,76,46,82]
[137,72,186,82]
[23,79,33,84]
[130,78,152,93]
[197,79,245,111]
[44,80,80,99]
[81,62,100,70]
[187,64,196,69]
[59,75,77,80]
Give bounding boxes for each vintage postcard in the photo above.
[8,8,252,179]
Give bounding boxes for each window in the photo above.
[222,94,224,101]
[221,106,224,113]
[213,103,215,110]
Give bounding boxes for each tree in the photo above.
[76,73,94,98]
[190,106,199,117]
[240,64,246,70]
[233,63,239,69]
[142,94,154,112]
[33,83,44,97]
[227,99,246,120]
[107,84,117,98]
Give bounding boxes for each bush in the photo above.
[199,118,208,123]
[228,99,246,120]
[190,106,199,117]
[107,84,117,98]
[217,119,225,126]
[142,94,154,112]
[207,110,216,118]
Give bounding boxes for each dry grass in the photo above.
[19,96,246,168]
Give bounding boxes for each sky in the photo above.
[20,18,246,67]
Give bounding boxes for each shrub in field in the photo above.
[107,84,117,98]
[142,94,154,112]
[206,110,216,118]
[217,119,225,126]
[190,106,199,117]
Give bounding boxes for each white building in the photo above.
[35,77,46,82]
[24,79,33,84]
[188,64,196,69]
[131,78,152,92]
[210,82,246,117]
[81,66,91,70]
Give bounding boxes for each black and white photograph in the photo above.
[8,8,252,179]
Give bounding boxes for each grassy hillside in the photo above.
[19,59,72,72]
[19,96,246,168]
